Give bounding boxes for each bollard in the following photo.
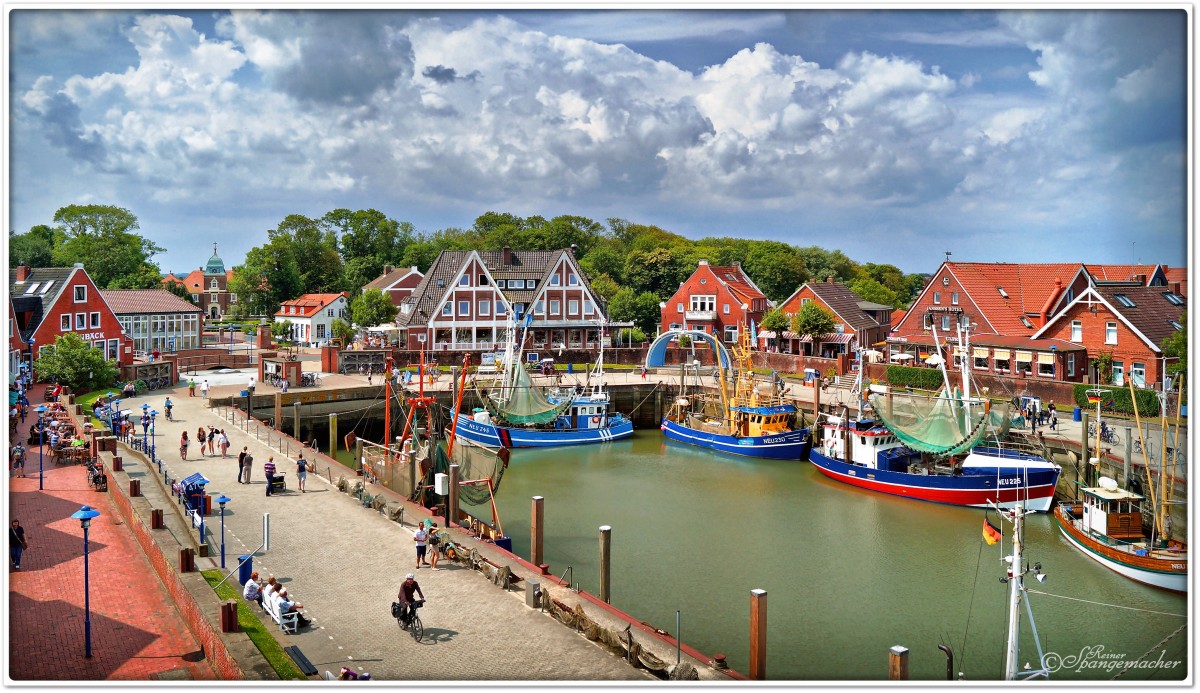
[294,401,302,441]
[179,547,195,573]
[129,479,141,497]
[151,508,164,529]
[328,412,338,460]
[112,456,123,472]
[599,525,612,604]
[525,579,541,609]
[750,589,767,680]
[888,645,909,680]
[531,496,545,567]
[219,600,239,633]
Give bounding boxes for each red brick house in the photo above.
[162,244,237,320]
[362,265,424,307]
[397,246,607,351]
[888,261,1170,382]
[10,264,134,367]
[1032,284,1186,389]
[659,260,768,344]
[766,278,892,356]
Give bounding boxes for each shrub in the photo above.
[1072,384,1159,417]
[885,365,946,391]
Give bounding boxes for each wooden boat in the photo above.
[1053,482,1187,593]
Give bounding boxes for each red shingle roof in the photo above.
[946,262,1081,335]
[100,289,203,315]
[710,265,765,304]
[275,293,345,318]
[162,268,233,289]
[1162,265,1188,297]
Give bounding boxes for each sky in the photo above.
[5,5,1191,276]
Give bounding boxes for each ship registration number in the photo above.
[998,478,1020,486]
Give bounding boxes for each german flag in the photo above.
[1087,394,1101,404]
[983,516,1003,545]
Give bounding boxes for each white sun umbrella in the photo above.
[862,349,884,363]
[925,354,946,366]
[891,353,914,362]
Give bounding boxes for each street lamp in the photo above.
[27,337,35,375]
[70,505,102,658]
[150,410,159,469]
[35,404,48,491]
[141,403,150,453]
[216,495,231,568]
[106,393,118,438]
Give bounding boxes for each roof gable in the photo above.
[1032,285,1185,351]
[9,266,79,339]
[363,266,422,292]
[275,293,346,318]
[801,281,882,331]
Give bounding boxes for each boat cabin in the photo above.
[1078,485,1146,542]
[732,405,793,437]
[562,396,611,430]
[819,417,919,471]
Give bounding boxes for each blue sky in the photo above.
[6,7,1190,275]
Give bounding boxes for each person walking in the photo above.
[296,453,309,493]
[242,450,254,484]
[188,378,196,397]
[413,524,429,569]
[206,427,216,456]
[640,365,647,380]
[1049,412,1058,432]
[10,520,28,570]
[427,522,440,570]
[11,443,27,478]
[201,380,210,398]
[180,431,189,460]
[237,447,248,484]
[248,375,256,395]
[218,429,230,457]
[263,456,277,496]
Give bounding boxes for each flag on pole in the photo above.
[523,312,534,329]
[983,516,1003,545]
[750,320,757,343]
[1087,394,1101,404]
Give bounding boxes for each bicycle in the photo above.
[1087,423,1121,445]
[394,599,424,642]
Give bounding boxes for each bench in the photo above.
[283,645,318,676]
[263,594,299,633]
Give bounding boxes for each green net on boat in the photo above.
[868,389,1003,457]
[482,364,572,425]
[428,437,510,506]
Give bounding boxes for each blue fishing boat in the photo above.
[659,329,811,460]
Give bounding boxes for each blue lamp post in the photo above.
[216,494,231,568]
[106,393,118,439]
[150,410,158,468]
[35,404,48,490]
[141,403,150,452]
[70,505,101,658]
[27,337,35,375]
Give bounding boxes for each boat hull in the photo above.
[1053,504,1187,593]
[808,449,1059,511]
[454,413,633,448]
[660,418,812,460]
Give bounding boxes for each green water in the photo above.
[489,431,1188,681]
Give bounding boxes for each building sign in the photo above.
[79,332,106,341]
[927,307,963,313]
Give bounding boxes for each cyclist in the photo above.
[397,573,425,626]
[1100,420,1110,441]
[164,396,174,420]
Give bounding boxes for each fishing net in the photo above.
[480,365,572,425]
[869,389,998,457]
[427,437,510,506]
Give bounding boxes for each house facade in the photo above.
[396,246,608,351]
[10,264,134,367]
[1032,284,1186,389]
[767,278,891,356]
[102,290,204,355]
[162,244,237,320]
[274,293,349,347]
[362,265,424,307]
[9,300,27,383]
[658,260,769,344]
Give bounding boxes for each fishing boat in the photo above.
[809,324,1060,511]
[660,328,811,460]
[1052,374,1187,592]
[453,315,633,448]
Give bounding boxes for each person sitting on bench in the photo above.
[276,588,310,628]
[243,571,264,608]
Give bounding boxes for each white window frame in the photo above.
[1070,320,1082,342]
[1131,362,1146,388]
[568,300,579,316]
[459,275,469,287]
[951,292,959,305]
[569,273,579,286]
[526,280,536,289]
[583,299,593,315]
[191,294,199,302]
[535,300,545,315]
[90,312,101,328]
[551,275,561,286]
[550,299,561,316]
[689,295,715,312]
[60,314,71,330]
[1112,360,1125,386]
[458,301,471,317]
[74,285,87,302]
[441,303,452,317]
[933,292,941,305]
[231,293,237,303]
[941,315,951,330]
[1067,353,1075,376]
[75,312,87,330]
[723,325,738,343]
[478,274,487,285]
[1105,321,1118,345]
[479,300,491,316]
[677,302,684,312]
[723,304,730,315]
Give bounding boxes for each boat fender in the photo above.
[591,416,601,424]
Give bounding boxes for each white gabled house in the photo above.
[274,293,349,347]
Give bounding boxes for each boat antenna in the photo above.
[991,501,1050,681]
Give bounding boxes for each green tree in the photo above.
[579,244,625,283]
[271,320,293,341]
[32,332,119,391]
[761,307,790,334]
[1161,310,1187,378]
[624,247,679,297]
[323,208,414,291]
[606,287,639,327]
[848,277,900,308]
[588,274,619,302]
[229,236,303,317]
[742,242,805,303]
[330,318,356,346]
[795,246,856,285]
[163,280,196,304]
[632,291,662,334]
[617,327,647,344]
[274,215,345,294]
[791,302,837,352]
[49,204,165,289]
[9,225,58,268]
[350,288,399,327]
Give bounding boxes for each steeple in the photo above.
[204,243,226,276]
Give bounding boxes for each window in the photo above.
[441,303,452,317]
[535,300,545,315]
[569,274,579,286]
[951,292,959,305]
[417,333,427,343]
[75,313,86,330]
[1131,362,1146,388]
[526,280,536,289]
[941,315,951,330]
[107,339,119,360]
[973,352,989,369]
[1170,320,1182,330]
[1105,321,1117,345]
[39,281,53,295]
[210,278,219,290]
[316,323,326,339]
[437,279,444,288]
[723,304,730,315]
[568,300,579,316]
[689,295,715,312]
[192,294,199,302]
[583,299,593,315]
[1112,360,1124,386]
[479,300,491,316]
[1065,288,1074,302]
[60,314,71,330]
[1019,316,1033,329]
[551,275,561,286]
[90,312,101,328]
[923,313,932,329]
[514,303,525,316]
[994,351,1011,371]
[997,287,1009,299]
[550,299,561,315]
[933,292,941,305]
[458,275,469,287]
[458,301,470,317]
[479,274,488,285]
[677,302,684,313]
[327,308,334,317]
[1070,320,1082,342]
[1067,353,1075,376]
[1113,293,1136,308]
[724,326,738,343]
[23,283,39,295]
[231,294,237,303]
[74,285,86,302]
[801,298,811,306]
[1163,292,1184,306]
[1038,356,1054,377]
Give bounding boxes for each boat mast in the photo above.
[930,323,954,398]
[997,503,1050,681]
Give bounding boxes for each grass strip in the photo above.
[200,569,306,680]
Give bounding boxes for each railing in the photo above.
[432,342,497,351]
[684,310,716,321]
[213,402,341,484]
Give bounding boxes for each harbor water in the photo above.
[489,431,1188,681]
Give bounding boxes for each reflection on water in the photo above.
[491,432,1188,681]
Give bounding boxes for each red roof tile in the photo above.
[275,293,345,318]
[709,265,765,304]
[100,289,203,315]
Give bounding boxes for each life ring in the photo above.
[591,416,601,424]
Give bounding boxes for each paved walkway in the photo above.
[7,390,216,681]
[126,380,662,681]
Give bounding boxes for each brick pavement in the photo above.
[7,390,216,681]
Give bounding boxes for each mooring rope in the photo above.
[1111,622,1188,680]
[626,380,665,416]
[1024,589,1185,618]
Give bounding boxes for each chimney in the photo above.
[15,265,30,282]
[502,246,512,266]
[1134,273,1147,285]
[698,259,709,266]
[383,265,395,276]
[827,275,835,284]
[1170,281,1181,294]
[569,243,578,257]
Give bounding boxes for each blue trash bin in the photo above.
[238,555,253,585]
[567,363,573,374]
[1073,406,1082,422]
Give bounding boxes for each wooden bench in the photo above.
[283,645,318,676]
[263,594,299,633]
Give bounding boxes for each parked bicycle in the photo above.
[1087,423,1121,445]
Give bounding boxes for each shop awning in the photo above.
[1015,351,1033,363]
[992,349,1010,359]
[1037,352,1055,364]
[973,347,990,358]
[821,333,854,344]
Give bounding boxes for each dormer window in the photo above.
[997,287,1009,299]
[1113,293,1136,308]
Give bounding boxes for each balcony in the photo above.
[684,310,716,322]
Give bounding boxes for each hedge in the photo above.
[885,365,947,391]
[1072,384,1159,417]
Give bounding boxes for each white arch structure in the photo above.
[645,329,732,369]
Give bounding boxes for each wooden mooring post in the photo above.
[531,496,544,567]
[448,463,460,526]
[328,413,338,460]
[599,525,611,604]
[749,588,767,680]
[888,645,909,680]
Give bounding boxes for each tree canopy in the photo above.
[350,289,399,328]
[33,332,119,391]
